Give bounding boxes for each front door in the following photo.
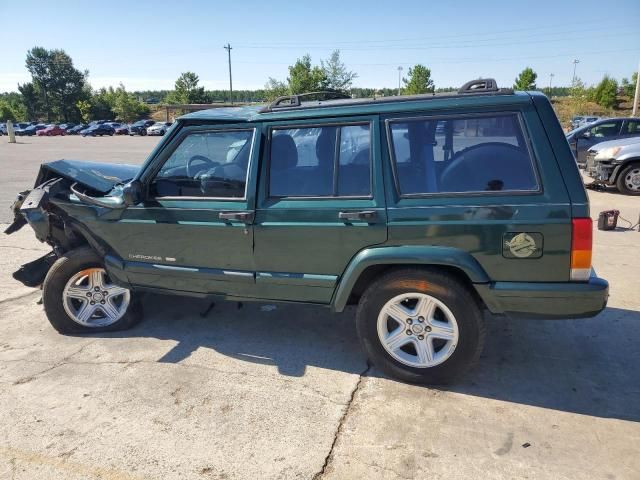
[97,125,259,296]
[576,119,623,164]
[253,117,387,303]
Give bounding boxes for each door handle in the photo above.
[219,211,255,223]
[338,210,377,222]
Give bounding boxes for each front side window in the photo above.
[388,113,538,194]
[589,121,621,138]
[150,129,253,198]
[269,124,371,197]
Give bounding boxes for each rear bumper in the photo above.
[474,271,609,319]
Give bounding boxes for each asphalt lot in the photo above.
[0,136,639,479]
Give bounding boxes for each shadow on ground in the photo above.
[95,294,640,422]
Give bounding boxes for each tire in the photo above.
[140,129,147,136]
[356,268,485,385]
[42,247,142,334]
[615,163,640,196]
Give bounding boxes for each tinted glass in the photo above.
[389,114,538,194]
[151,129,253,198]
[590,122,621,138]
[269,124,371,197]
[624,120,640,134]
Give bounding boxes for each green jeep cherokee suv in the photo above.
[6,79,609,384]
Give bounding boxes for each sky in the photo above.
[0,0,639,93]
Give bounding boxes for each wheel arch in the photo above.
[611,157,640,184]
[331,246,490,312]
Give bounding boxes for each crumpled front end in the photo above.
[4,160,139,287]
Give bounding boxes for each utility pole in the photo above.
[572,59,580,86]
[223,43,233,104]
[397,66,403,96]
[633,59,640,117]
[548,73,554,97]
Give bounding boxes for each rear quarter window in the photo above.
[388,113,539,195]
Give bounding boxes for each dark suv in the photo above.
[5,79,608,384]
[129,120,155,136]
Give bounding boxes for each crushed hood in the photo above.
[38,160,140,193]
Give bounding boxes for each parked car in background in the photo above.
[570,116,585,129]
[129,119,155,136]
[16,124,47,136]
[81,124,115,137]
[37,125,66,136]
[114,124,130,135]
[566,117,640,167]
[6,122,30,135]
[584,136,640,195]
[577,116,600,127]
[67,124,88,135]
[58,123,75,131]
[5,79,609,384]
[147,122,172,136]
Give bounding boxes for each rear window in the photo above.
[388,113,539,195]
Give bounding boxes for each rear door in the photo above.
[383,106,573,282]
[253,116,387,303]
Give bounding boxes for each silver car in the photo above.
[584,136,640,195]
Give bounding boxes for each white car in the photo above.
[146,122,172,136]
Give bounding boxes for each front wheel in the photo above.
[356,268,485,384]
[616,163,640,196]
[42,247,142,334]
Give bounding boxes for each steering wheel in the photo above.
[187,155,219,178]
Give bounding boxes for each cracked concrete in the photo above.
[1,139,639,479]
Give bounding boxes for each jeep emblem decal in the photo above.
[503,233,542,259]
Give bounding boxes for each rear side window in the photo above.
[269,123,371,197]
[388,113,538,195]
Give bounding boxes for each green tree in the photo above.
[76,100,92,123]
[264,77,289,101]
[287,55,328,94]
[593,75,618,109]
[0,99,17,121]
[621,72,638,97]
[513,67,537,90]
[18,83,40,120]
[402,65,435,95]
[321,50,357,92]
[112,84,149,122]
[166,72,206,104]
[25,47,88,122]
[90,87,117,120]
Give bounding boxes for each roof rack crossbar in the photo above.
[458,78,499,94]
[260,91,351,113]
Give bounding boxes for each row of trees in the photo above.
[1,47,636,123]
[0,47,150,123]
[514,66,638,110]
[263,51,436,99]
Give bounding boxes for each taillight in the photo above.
[571,218,592,281]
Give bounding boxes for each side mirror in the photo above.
[581,131,592,139]
[122,180,143,206]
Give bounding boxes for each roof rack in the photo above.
[260,91,351,113]
[458,78,499,94]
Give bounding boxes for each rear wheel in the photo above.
[43,247,142,334]
[616,163,640,196]
[140,129,147,136]
[356,268,485,384]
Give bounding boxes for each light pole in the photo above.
[548,73,554,97]
[397,66,403,96]
[224,43,233,104]
[633,59,640,117]
[572,59,580,86]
